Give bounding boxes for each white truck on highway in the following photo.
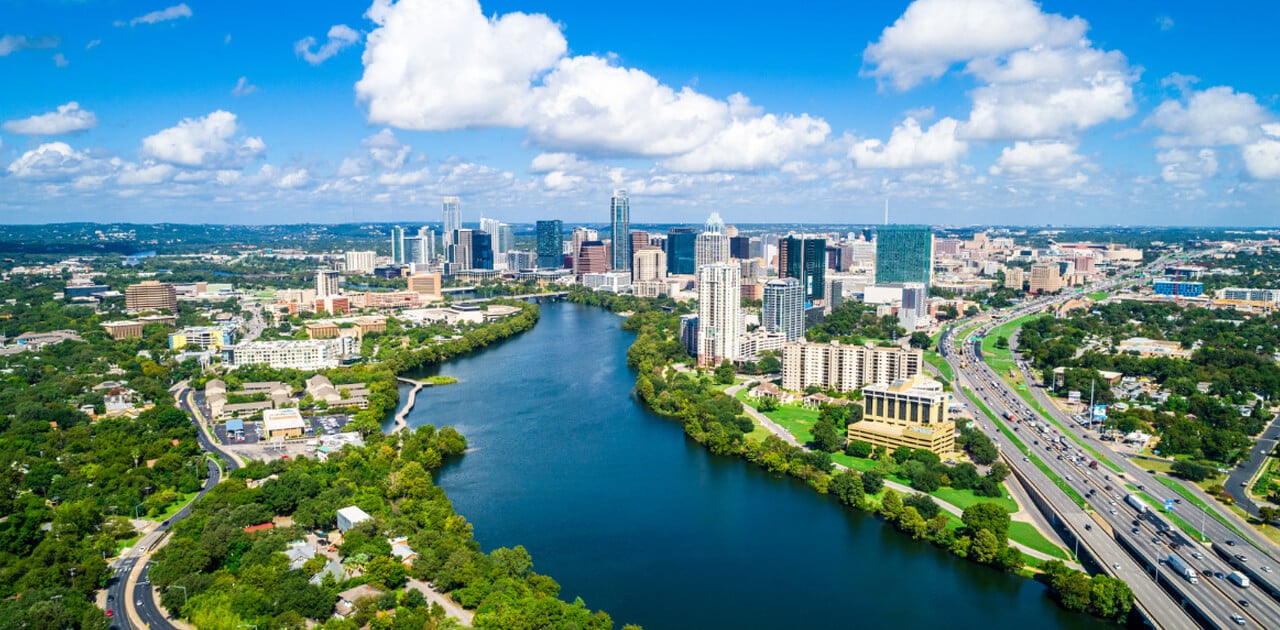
[1125,493,1148,514]
[1229,571,1251,588]
[1166,554,1199,583]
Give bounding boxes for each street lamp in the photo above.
[169,585,187,607]
[134,503,145,519]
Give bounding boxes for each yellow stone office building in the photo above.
[850,373,955,456]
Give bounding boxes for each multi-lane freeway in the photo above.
[941,256,1280,628]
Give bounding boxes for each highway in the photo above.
[942,259,1280,628]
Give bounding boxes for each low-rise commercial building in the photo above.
[102,320,144,340]
[851,374,955,455]
[1117,337,1193,359]
[168,325,235,350]
[336,505,372,532]
[583,271,632,293]
[262,408,307,440]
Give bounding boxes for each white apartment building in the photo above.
[344,250,376,274]
[315,269,341,298]
[222,338,354,370]
[583,271,632,293]
[738,329,787,362]
[781,340,921,392]
[697,263,741,366]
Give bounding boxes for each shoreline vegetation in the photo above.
[160,300,638,629]
[564,287,1134,624]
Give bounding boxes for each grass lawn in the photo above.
[830,452,881,474]
[1009,521,1072,560]
[932,486,1017,513]
[924,350,954,381]
[1135,492,1204,541]
[114,532,143,555]
[1088,291,1110,301]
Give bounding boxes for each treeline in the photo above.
[614,300,1132,622]
[150,426,632,629]
[806,302,905,343]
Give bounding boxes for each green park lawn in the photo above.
[1009,521,1072,560]
[1088,291,1110,301]
[924,350,954,381]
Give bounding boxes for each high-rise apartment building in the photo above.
[536,220,564,269]
[667,228,697,275]
[1004,267,1025,290]
[899,282,928,330]
[315,270,341,298]
[851,374,954,455]
[1029,262,1062,294]
[442,197,461,247]
[405,227,435,264]
[344,250,376,274]
[696,263,741,366]
[632,248,667,283]
[779,236,827,302]
[875,225,933,285]
[695,213,730,269]
[125,280,178,313]
[781,341,921,393]
[763,278,805,341]
[610,190,631,271]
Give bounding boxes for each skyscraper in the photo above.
[610,190,631,271]
[697,263,741,366]
[632,248,667,283]
[408,226,435,264]
[695,212,730,269]
[875,225,933,285]
[576,241,609,275]
[630,230,650,258]
[763,278,805,341]
[667,227,697,275]
[536,220,564,268]
[730,236,752,260]
[572,227,600,275]
[780,235,827,302]
[344,250,376,274]
[390,226,405,264]
[442,196,461,247]
[449,228,473,269]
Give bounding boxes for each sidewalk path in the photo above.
[406,578,474,626]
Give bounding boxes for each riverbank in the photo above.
[567,290,1132,623]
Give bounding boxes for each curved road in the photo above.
[109,386,242,630]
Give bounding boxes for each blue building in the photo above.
[667,228,697,275]
[1153,280,1203,297]
[536,220,564,269]
[472,232,494,270]
[875,225,933,285]
[679,314,699,358]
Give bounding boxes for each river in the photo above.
[395,302,1095,629]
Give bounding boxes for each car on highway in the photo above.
[1132,528,1140,534]
[1111,562,1120,570]
[1151,537,1160,544]
[1216,572,1226,579]
[1227,539,1236,546]
[1235,554,1247,562]
[1239,600,1250,607]
[105,610,113,618]
[1192,552,1203,559]
[1262,566,1273,573]
[1232,614,1247,625]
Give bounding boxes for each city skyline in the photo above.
[3,0,1279,226]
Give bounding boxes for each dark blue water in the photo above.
[397,302,1093,629]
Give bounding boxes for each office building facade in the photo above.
[763,278,805,341]
[632,248,667,283]
[576,241,610,275]
[696,263,741,366]
[449,229,473,269]
[1029,262,1062,294]
[1152,280,1203,297]
[471,232,494,270]
[610,190,631,271]
[125,281,178,313]
[852,374,954,455]
[667,228,697,275]
[390,226,406,263]
[780,236,827,301]
[536,220,564,268]
[875,225,933,285]
[730,236,752,260]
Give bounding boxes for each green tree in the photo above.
[861,470,885,495]
[714,360,736,385]
[962,502,1011,542]
[845,439,873,458]
[880,488,903,519]
[828,471,865,507]
[909,331,931,349]
[897,506,928,539]
[891,445,913,464]
[811,419,843,453]
[1089,575,1134,621]
[904,493,941,520]
[970,528,1001,564]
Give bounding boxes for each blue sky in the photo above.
[2,0,1279,226]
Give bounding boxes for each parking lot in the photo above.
[212,413,354,461]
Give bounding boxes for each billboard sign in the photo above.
[1092,404,1108,420]
[1067,391,1081,403]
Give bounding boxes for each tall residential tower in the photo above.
[610,190,631,271]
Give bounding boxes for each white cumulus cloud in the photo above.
[295,24,360,65]
[117,162,177,186]
[7,142,93,179]
[356,0,827,169]
[989,141,1084,177]
[3,102,98,135]
[1243,124,1280,180]
[1156,148,1218,183]
[850,117,967,168]
[1147,86,1273,148]
[140,110,265,168]
[117,4,192,27]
